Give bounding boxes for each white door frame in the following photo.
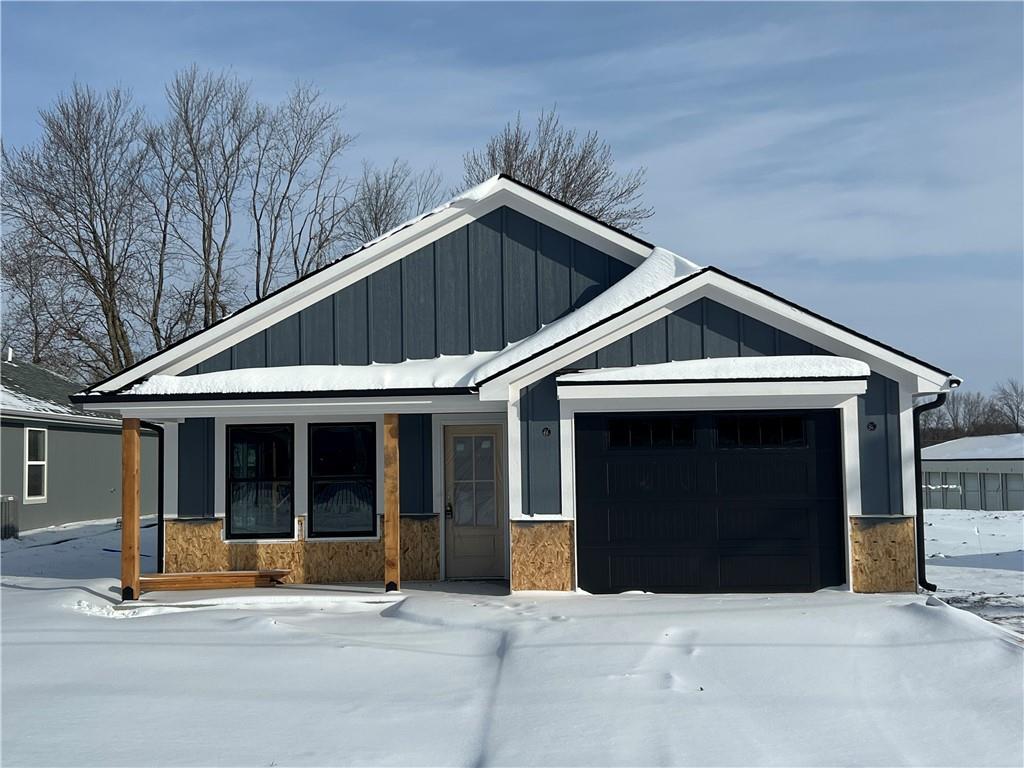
[431,413,509,580]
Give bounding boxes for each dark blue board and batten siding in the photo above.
[520,297,904,518]
[176,414,434,520]
[188,207,628,373]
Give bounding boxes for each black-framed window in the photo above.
[308,423,377,538]
[226,424,294,539]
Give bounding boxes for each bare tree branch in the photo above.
[343,159,444,247]
[462,107,653,231]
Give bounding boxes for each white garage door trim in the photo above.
[556,381,866,591]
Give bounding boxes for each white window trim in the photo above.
[554,389,866,592]
[162,421,179,520]
[214,415,385,543]
[23,427,47,505]
[430,412,509,580]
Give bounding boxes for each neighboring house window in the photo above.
[308,423,377,538]
[24,428,47,503]
[226,425,294,539]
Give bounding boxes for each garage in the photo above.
[574,410,846,593]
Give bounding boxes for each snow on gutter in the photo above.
[126,351,503,397]
[557,356,871,383]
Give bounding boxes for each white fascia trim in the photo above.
[93,180,651,394]
[487,182,651,266]
[557,379,868,401]
[1,408,122,429]
[479,270,947,400]
[696,280,948,389]
[85,394,495,421]
[96,205,482,391]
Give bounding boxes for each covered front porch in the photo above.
[112,392,512,601]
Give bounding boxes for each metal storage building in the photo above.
[922,433,1024,511]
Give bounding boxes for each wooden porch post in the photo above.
[383,414,400,592]
[121,417,141,601]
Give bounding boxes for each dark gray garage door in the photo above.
[574,411,845,593]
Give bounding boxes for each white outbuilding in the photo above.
[922,433,1024,511]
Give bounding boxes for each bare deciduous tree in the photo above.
[343,159,443,247]
[0,232,72,371]
[943,389,995,437]
[993,378,1024,431]
[2,84,147,376]
[463,107,653,230]
[249,84,354,297]
[137,118,202,351]
[164,66,259,326]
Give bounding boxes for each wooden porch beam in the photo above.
[383,414,400,592]
[121,417,141,601]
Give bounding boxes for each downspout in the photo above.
[912,382,958,591]
[141,420,165,574]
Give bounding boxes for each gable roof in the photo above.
[76,174,956,403]
[474,265,954,397]
[2,357,118,423]
[85,174,656,395]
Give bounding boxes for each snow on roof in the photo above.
[922,433,1024,461]
[473,247,702,383]
[1,358,118,421]
[557,355,871,384]
[1,385,80,417]
[357,176,504,252]
[127,351,503,397]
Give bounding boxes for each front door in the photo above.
[444,424,505,579]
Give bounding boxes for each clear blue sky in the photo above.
[3,2,1021,390]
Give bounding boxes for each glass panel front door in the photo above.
[444,424,505,579]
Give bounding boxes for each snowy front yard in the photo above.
[924,508,1024,631]
[2,519,1022,767]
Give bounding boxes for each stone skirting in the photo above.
[164,516,440,584]
[849,516,917,593]
[510,520,575,591]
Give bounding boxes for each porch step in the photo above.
[139,569,290,592]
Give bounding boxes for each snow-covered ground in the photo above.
[2,519,1022,767]
[924,508,1024,631]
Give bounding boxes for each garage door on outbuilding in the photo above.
[574,410,846,594]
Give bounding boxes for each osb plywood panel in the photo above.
[511,520,574,591]
[850,516,917,593]
[402,517,440,581]
[164,517,440,584]
[165,519,231,573]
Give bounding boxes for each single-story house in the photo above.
[1,353,159,536]
[74,175,960,599]
[922,433,1024,511]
